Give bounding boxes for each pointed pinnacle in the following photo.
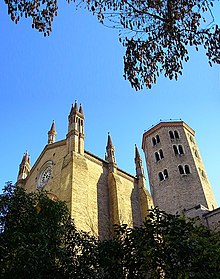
[107,132,113,147]
[50,120,56,132]
[69,101,78,115]
[135,144,141,159]
[79,103,84,116]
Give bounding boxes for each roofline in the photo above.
[22,140,137,184]
[84,150,136,180]
[142,120,195,150]
[24,139,66,178]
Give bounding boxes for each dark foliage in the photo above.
[1,183,220,278]
[0,182,97,279]
[98,208,220,278]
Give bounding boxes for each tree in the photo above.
[0,182,97,279]
[1,183,220,278]
[4,0,220,90]
[98,207,220,279]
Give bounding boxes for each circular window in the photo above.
[37,161,53,189]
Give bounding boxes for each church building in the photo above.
[17,102,220,235]
[17,102,153,239]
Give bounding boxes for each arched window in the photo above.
[164,169,168,179]
[173,145,178,155]
[178,164,191,175]
[159,149,164,159]
[189,135,195,144]
[156,135,160,143]
[159,172,164,181]
[174,130,179,139]
[178,145,184,155]
[169,131,174,140]
[194,150,200,159]
[152,137,157,146]
[201,170,206,178]
[158,170,169,182]
[178,165,184,174]
[155,152,160,162]
[185,165,190,174]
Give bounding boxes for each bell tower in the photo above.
[66,101,84,155]
[142,121,217,215]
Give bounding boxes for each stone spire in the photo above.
[79,103,84,116]
[67,101,85,154]
[48,120,57,144]
[135,144,145,178]
[17,151,31,181]
[69,100,78,117]
[106,133,117,172]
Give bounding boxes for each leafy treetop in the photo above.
[1,182,220,278]
[4,0,220,89]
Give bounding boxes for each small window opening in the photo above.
[156,135,160,143]
[169,131,174,140]
[194,150,199,159]
[173,145,178,155]
[179,164,191,175]
[178,145,184,155]
[185,165,190,174]
[174,130,179,139]
[159,172,164,181]
[159,149,164,159]
[155,152,160,162]
[178,165,184,174]
[201,170,206,178]
[164,169,168,179]
[152,137,157,146]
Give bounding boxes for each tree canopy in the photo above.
[1,182,220,278]
[4,0,220,90]
[0,182,98,279]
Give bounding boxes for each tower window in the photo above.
[173,145,184,155]
[155,152,160,162]
[169,131,174,140]
[194,150,200,159]
[178,165,184,174]
[189,135,195,144]
[185,165,190,174]
[152,137,157,146]
[178,164,191,175]
[178,145,184,155]
[164,169,168,179]
[159,172,164,181]
[159,149,164,159]
[201,170,206,178]
[158,169,169,181]
[173,145,178,155]
[155,149,164,162]
[156,135,160,143]
[152,135,160,146]
[169,130,180,140]
[174,130,179,139]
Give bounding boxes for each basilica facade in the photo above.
[17,102,220,235]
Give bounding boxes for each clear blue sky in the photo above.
[0,1,220,205]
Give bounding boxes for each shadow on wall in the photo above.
[97,167,111,240]
[131,184,143,227]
